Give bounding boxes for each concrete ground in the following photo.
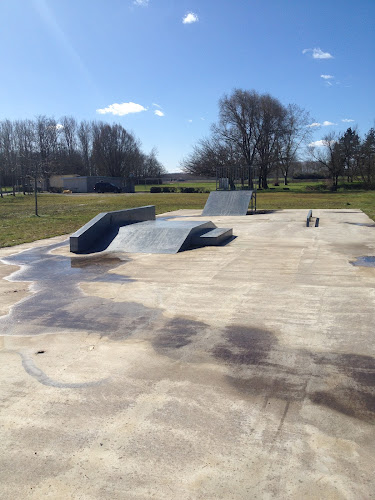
[0,208,374,500]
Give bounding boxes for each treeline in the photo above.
[310,128,375,190]
[181,88,375,189]
[181,88,313,188]
[0,116,166,193]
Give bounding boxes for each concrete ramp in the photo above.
[202,190,254,216]
[106,220,232,254]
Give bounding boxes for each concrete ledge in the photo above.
[193,227,233,246]
[70,205,155,253]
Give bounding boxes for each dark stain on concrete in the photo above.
[152,317,207,351]
[213,326,274,365]
[212,325,375,424]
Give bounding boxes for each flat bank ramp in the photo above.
[202,190,253,216]
[106,220,231,254]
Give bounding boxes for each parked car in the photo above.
[94,182,121,193]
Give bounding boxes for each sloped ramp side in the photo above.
[106,220,219,254]
[202,190,253,216]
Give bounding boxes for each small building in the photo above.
[62,176,134,193]
[50,174,79,190]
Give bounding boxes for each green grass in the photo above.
[1,190,374,248]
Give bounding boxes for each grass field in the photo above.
[1,190,374,248]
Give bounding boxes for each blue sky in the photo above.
[0,0,374,172]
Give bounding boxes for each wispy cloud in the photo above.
[307,120,336,128]
[133,0,149,6]
[321,74,334,79]
[342,118,354,123]
[303,47,334,59]
[96,102,147,116]
[183,12,199,24]
[152,103,162,109]
[154,110,164,117]
[187,119,193,123]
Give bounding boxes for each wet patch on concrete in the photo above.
[351,256,375,267]
[152,317,207,351]
[0,242,161,339]
[212,325,375,423]
[18,351,108,388]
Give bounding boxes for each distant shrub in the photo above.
[162,186,177,193]
[179,187,209,193]
[339,182,375,190]
[150,186,162,193]
[293,173,326,180]
[305,183,328,192]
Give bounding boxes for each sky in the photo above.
[0,0,374,172]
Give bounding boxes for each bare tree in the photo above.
[309,133,342,190]
[77,120,93,176]
[278,104,313,185]
[35,115,59,187]
[92,123,141,177]
[255,94,286,189]
[0,120,17,195]
[181,134,242,177]
[14,119,36,193]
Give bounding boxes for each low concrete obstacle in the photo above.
[202,190,255,216]
[70,206,155,253]
[106,220,233,254]
[70,206,233,254]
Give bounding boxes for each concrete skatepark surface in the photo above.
[0,209,374,499]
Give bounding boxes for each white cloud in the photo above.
[133,0,149,6]
[96,102,147,116]
[183,12,199,24]
[309,140,326,147]
[187,119,193,123]
[309,139,336,147]
[152,103,162,108]
[342,118,354,123]
[303,47,334,59]
[154,110,164,117]
[321,74,334,79]
[55,123,64,130]
[307,120,336,128]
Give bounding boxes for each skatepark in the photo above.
[0,201,374,498]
